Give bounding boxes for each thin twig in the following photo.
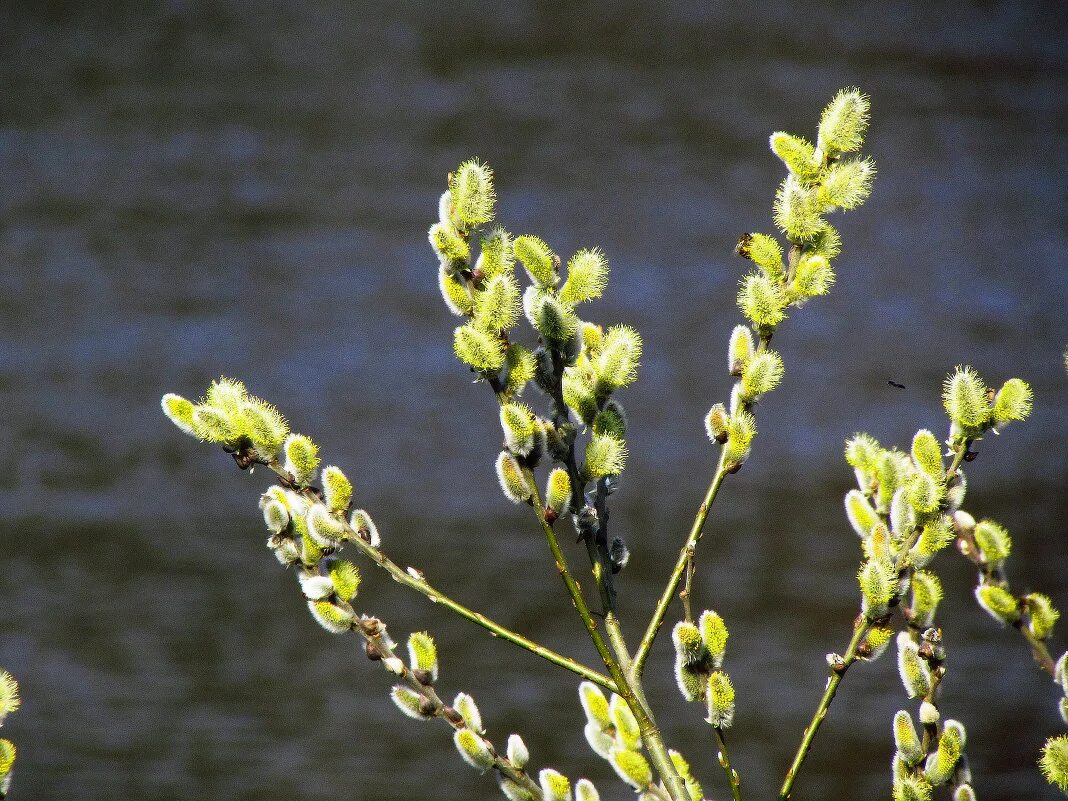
[714,726,743,801]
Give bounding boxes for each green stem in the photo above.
[777,617,872,801]
[526,470,689,801]
[265,460,615,691]
[714,726,743,801]
[634,453,729,676]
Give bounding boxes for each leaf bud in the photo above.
[539,769,571,801]
[454,322,506,372]
[893,709,924,766]
[972,519,1011,567]
[321,466,353,514]
[610,748,652,790]
[896,632,931,698]
[769,131,820,183]
[329,560,361,602]
[728,325,755,375]
[449,159,495,227]
[514,235,558,287]
[546,468,572,517]
[161,393,197,437]
[992,377,1033,425]
[705,671,735,728]
[739,349,784,401]
[705,403,729,444]
[975,584,1020,625]
[454,692,484,734]
[737,272,787,330]
[308,600,354,633]
[407,632,438,682]
[1026,593,1059,639]
[817,88,870,155]
[349,509,381,547]
[560,248,609,304]
[496,451,533,504]
[455,728,495,773]
[392,686,433,720]
[579,682,611,729]
[699,610,729,667]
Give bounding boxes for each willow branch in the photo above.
[714,726,743,801]
[255,455,615,690]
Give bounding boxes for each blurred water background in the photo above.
[1,1,1066,799]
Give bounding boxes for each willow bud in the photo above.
[560,248,609,303]
[1041,735,1068,793]
[161,393,197,437]
[406,632,438,682]
[538,770,571,801]
[283,434,320,485]
[579,682,611,728]
[321,466,353,514]
[328,560,361,602]
[392,686,433,720]
[514,235,558,287]
[449,159,495,227]
[429,221,470,262]
[972,519,1011,567]
[594,325,642,390]
[845,490,879,537]
[817,88,870,155]
[475,273,522,332]
[454,728,495,773]
[924,725,962,785]
[942,366,990,431]
[1026,593,1060,640]
[819,158,875,210]
[585,433,628,479]
[699,610,729,667]
[500,403,538,456]
[0,672,19,724]
[992,377,1033,425]
[672,621,706,666]
[349,508,381,547]
[306,505,346,547]
[705,404,729,444]
[506,734,529,769]
[773,176,824,241]
[706,671,735,728]
[575,778,601,801]
[896,632,931,698]
[610,748,652,790]
[893,710,924,766]
[610,695,640,749]
[454,692,484,734]
[769,131,820,182]
[737,272,787,330]
[546,468,572,517]
[910,570,943,628]
[739,350,784,401]
[792,253,835,299]
[975,584,1020,625]
[736,232,785,277]
[892,775,933,801]
[308,600,354,633]
[454,322,505,372]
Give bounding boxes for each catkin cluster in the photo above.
[0,670,18,795]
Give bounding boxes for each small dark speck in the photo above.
[888,380,906,390]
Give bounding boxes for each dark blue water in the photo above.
[1,2,1066,799]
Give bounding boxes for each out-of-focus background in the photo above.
[1,1,1066,799]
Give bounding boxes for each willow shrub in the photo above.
[150,90,1068,801]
